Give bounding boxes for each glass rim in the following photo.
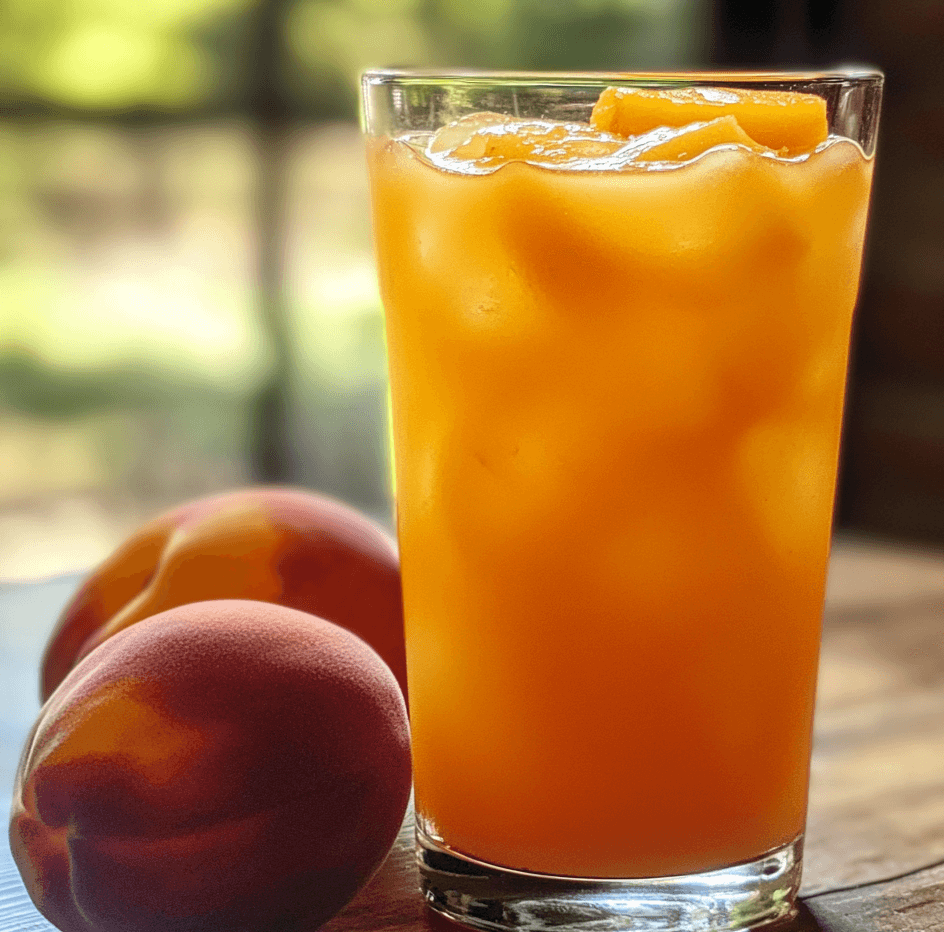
[362,67,884,88]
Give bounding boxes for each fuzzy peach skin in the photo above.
[40,488,407,704]
[12,600,412,932]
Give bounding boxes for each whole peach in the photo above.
[41,488,407,704]
[12,600,412,932]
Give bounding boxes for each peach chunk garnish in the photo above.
[591,85,828,156]
[430,113,623,165]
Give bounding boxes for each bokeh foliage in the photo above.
[0,0,254,110]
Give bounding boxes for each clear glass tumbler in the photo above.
[362,70,882,932]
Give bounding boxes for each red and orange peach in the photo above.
[41,488,407,704]
[12,599,412,932]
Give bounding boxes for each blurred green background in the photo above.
[1,0,942,579]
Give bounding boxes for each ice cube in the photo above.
[736,417,839,571]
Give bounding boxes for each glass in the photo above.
[362,69,882,931]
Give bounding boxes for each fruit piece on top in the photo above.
[429,113,623,165]
[591,85,828,156]
[634,115,774,161]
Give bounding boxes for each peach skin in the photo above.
[12,599,412,932]
[40,488,407,704]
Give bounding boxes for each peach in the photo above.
[11,600,412,932]
[41,488,407,704]
[590,85,829,156]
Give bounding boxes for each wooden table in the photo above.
[2,534,942,931]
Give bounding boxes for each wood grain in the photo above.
[804,594,944,894]
[805,860,944,931]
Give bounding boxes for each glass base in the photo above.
[417,826,803,932]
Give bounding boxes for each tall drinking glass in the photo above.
[362,70,881,932]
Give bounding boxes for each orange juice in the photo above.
[368,86,874,880]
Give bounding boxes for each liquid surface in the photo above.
[368,85,874,879]
[413,86,836,174]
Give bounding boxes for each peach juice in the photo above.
[368,79,876,880]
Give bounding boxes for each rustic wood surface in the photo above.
[2,534,943,931]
